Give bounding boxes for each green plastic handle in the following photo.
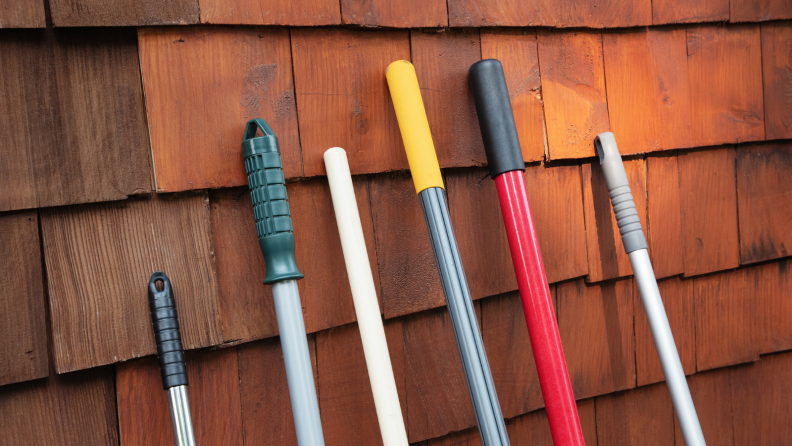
[242,119,304,284]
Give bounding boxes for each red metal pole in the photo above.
[494,170,584,445]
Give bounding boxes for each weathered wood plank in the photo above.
[754,259,792,355]
[0,0,45,27]
[761,22,792,140]
[201,0,341,24]
[238,335,318,446]
[0,28,152,212]
[447,0,651,27]
[410,29,485,169]
[447,168,517,300]
[369,172,444,318]
[731,352,792,446]
[139,26,299,193]
[646,153,684,279]
[480,29,545,163]
[292,29,410,177]
[694,267,759,371]
[537,30,610,160]
[602,27,693,154]
[673,368,734,446]
[116,348,243,446]
[678,147,740,277]
[50,0,199,26]
[687,24,765,147]
[0,210,47,386]
[523,164,589,284]
[0,366,118,446]
[582,159,648,283]
[731,0,792,22]
[595,383,674,446]
[341,0,447,27]
[653,0,728,24]
[634,277,695,386]
[557,278,635,400]
[736,143,792,264]
[41,193,222,373]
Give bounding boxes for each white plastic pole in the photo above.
[323,147,409,446]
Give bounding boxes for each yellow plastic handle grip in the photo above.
[386,60,444,193]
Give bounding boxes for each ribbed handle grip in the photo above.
[242,119,303,284]
[468,59,525,178]
[594,132,648,254]
[148,271,188,390]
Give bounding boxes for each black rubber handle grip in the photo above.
[469,59,525,178]
[148,271,188,389]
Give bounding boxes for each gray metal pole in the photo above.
[273,279,325,446]
[167,386,197,446]
[594,132,706,446]
[419,187,511,446]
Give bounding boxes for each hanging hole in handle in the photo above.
[155,279,164,292]
[594,137,605,164]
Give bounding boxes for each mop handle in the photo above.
[469,59,586,446]
[242,119,304,284]
[594,133,706,446]
[148,271,188,390]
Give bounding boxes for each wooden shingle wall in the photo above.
[1,2,792,445]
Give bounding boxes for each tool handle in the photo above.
[594,132,647,254]
[385,60,444,194]
[242,119,303,284]
[468,59,525,178]
[148,272,188,390]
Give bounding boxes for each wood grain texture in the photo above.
[201,0,340,24]
[0,28,152,213]
[582,159,648,283]
[0,0,45,27]
[41,193,222,373]
[238,335,318,446]
[673,368,734,446]
[0,211,47,386]
[731,352,792,446]
[538,30,610,160]
[292,29,410,177]
[411,29,485,169]
[602,27,693,154]
[369,173,444,318]
[117,348,243,446]
[403,307,477,442]
[687,24,765,147]
[523,164,589,284]
[480,29,545,163]
[557,278,635,400]
[317,322,406,446]
[50,0,198,26]
[291,177,381,333]
[506,399,597,446]
[447,0,651,27]
[447,168,517,300]
[761,22,792,140]
[653,0,728,24]
[0,366,118,446]
[341,0,447,27]
[595,383,674,446]
[694,267,759,372]
[754,259,792,355]
[634,277,695,386]
[481,291,545,418]
[678,147,740,277]
[731,0,792,22]
[139,27,299,192]
[646,153,684,279]
[736,143,792,264]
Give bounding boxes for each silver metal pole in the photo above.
[273,279,325,446]
[420,187,511,446]
[167,385,197,446]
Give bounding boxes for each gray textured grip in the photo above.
[594,132,647,254]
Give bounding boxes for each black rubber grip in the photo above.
[148,271,188,390]
[469,59,526,178]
